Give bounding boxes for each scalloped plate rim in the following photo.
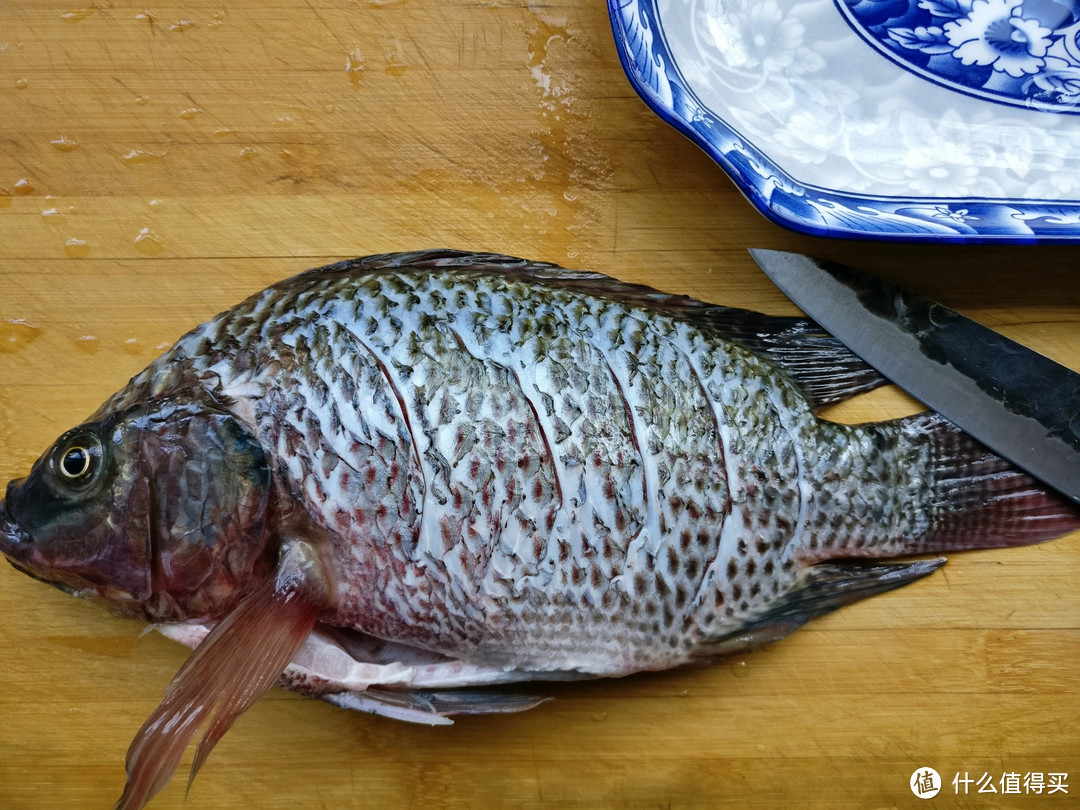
[606,0,1080,244]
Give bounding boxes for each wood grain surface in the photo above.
[1,2,1078,808]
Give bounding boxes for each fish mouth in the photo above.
[0,497,34,554]
[0,499,80,596]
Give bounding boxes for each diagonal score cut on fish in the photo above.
[1,250,1077,808]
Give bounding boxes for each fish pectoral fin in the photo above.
[694,557,947,661]
[323,687,551,725]
[116,540,330,810]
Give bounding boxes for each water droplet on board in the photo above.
[170,20,195,32]
[122,149,165,162]
[208,11,225,28]
[517,6,611,259]
[13,178,33,195]
[179,107,202,119]
[0,188,11,208]
[324,103,336,114]
[239,146,257,160]
[14,77,28,90]
[51,135,80,152]
[346,47,366,86]
[135,11,153,23]
[731,660,749,678]
[61,7,97,23]
[41,207,66,221]
[135,95,151,105]
[134,226,163,255]
[213,128,234,138]
[384,40,407,75]
[74,334,99,353]
[65,238,90,258]
[0,319,41,353]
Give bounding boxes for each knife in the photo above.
[748,248,1080,505]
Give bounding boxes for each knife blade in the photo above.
[748,248,1080,504]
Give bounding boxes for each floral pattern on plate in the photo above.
[608,0,1080,241]
[838,0,1080,113]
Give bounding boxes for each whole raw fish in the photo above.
[2,250,1077,808]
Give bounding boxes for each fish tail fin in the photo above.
[116,542,325,810]
[893,412,1080,555]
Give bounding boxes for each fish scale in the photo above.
[117,266,817,670]
[374,272,764,668]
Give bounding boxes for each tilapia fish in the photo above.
[2,250,1077,807]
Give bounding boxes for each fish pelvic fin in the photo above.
[324,687,551,724]
[695,558,946,661]
[895,412,1080,555]
[116,541,328,810]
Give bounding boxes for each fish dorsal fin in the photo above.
[706,314,890,412]
[116,541,328,810]
[300,250,888,412]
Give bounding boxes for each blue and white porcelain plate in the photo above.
[609,0,1080,242]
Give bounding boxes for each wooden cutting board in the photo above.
[1,2,1077,807]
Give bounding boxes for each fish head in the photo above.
[0,395,275,622]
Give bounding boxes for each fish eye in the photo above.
[56,435,102,485]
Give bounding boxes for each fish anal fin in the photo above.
[116,541,327,810]
[695,558,946,662]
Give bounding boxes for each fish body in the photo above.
[2,250,1078,806]
[81,251,936,672]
